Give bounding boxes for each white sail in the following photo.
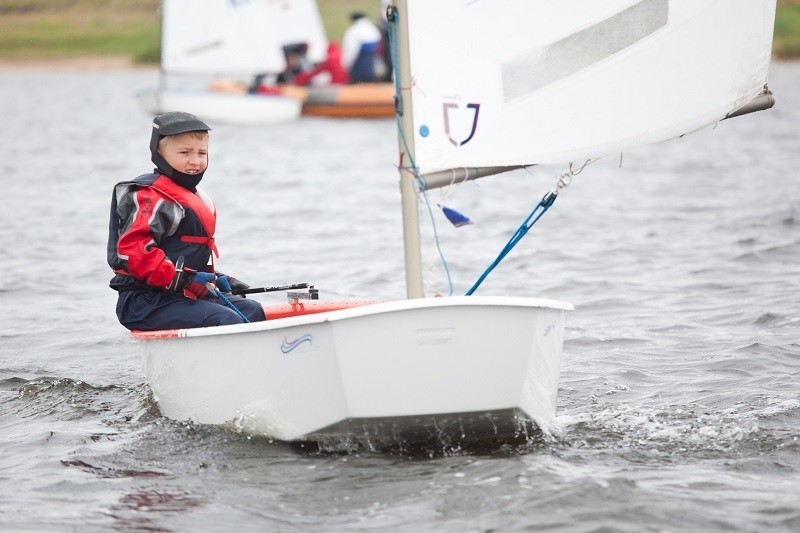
[161,0,328,76]
[405,0,776,175]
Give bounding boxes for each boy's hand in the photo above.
[166,269,216,300]
[216,275,232,293]
[216,274,250,295]
[184,272,216,300]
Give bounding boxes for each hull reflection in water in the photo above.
[294,408,548,455]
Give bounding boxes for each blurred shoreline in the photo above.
[1,55,796,73]
[0,55,158,71]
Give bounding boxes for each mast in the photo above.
[393,0,424,299]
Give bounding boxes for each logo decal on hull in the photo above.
[543,321,558,337]
[281,333,313,354]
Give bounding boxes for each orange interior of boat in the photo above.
[263,299,384,320]
[130,300,385,340]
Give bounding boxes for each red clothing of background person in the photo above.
[294,42,349,86]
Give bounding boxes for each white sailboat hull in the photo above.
[136,89,301,125]
[137,296,572,448]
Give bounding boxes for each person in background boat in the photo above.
[276,42,311,85]
[342,11,384,83]
[107,112,267,331]
[293,42,349,86]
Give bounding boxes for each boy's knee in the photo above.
[202,306,247,327]
[226,297,265,322]
[239,299,266,322]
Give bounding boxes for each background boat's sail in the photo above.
[162,0,328,76]
[405,0,776,175]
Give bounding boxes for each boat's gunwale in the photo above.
[131,295,573,341]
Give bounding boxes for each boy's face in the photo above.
[158,132,208,175]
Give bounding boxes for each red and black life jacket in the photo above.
[107,172,218,291]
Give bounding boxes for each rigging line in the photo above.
[388,8,454,296]
[438,167,469,203]
[567,159,593,175]
[465,162,588,296]
[419,183,455,296]
[212,287,251,323]
[465,193,556,296]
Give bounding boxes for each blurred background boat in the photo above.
[137,0,394,123]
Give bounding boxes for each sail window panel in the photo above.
[501,0,668,102]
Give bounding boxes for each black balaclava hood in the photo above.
[149,112,211,191]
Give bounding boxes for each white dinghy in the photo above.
[136,0,327,124]
[136,0,776,452]
[136,297,571,450]
[137,89,301,126]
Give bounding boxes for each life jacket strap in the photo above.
[180,235,219,257]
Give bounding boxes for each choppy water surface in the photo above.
[1,64,798,531]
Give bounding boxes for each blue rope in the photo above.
[465,192,557,296]
[388,9,454,296]
[212,288,251,323]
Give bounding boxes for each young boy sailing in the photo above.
[107,112,266,330]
